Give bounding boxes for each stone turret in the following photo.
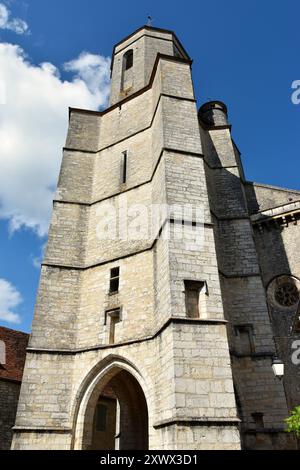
[198,100,229,127]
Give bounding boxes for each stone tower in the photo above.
[12,25,299,450]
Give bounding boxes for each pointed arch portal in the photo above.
[74,363,149,450]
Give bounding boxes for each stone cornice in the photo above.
[66,92,196,155]
[153,417,240,429]
[210,208,249,221]
[242,427,286,435]
[251,200,300,229]
[230,351,275,360]
[111,25,191,63]
[69,54,193,122]
[219,270,261,279]
[251,200,300,221]
[199,121,232,132]
[13,426,72,434]
[43,217,214,271]
[26,317,228,356]
[246,180,300,195]
[53,147,204,207]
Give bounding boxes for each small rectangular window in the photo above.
[122,151,127,184]
[184,280,204,318]
[234,324,254,355]
[109,267,120,294]
[252,412,264,429]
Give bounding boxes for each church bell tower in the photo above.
[12,26,241,450]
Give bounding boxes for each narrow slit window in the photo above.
[105,308,121,344]
[121,50,133,91]
[109,267,120,293]
[122,151,127,184]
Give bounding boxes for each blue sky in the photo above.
[0,0,299,333]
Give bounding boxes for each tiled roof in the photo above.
[0,327,29,382]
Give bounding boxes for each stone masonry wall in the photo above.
[253,221,300,417]
[0,380,21,450]
[200,121,292,449]
[13,31,239,450]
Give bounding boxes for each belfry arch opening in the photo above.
[123,49,133,71]
[121,49,134,92]
[81,367,148,450]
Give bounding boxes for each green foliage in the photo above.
[285,406,300,438]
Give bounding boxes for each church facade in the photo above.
[12,26,300,450]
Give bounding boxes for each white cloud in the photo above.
[0,278,22,324]
[0,43,111,236]
[31,241,47,269]
[0,3,29,35]
[64,52,111,103]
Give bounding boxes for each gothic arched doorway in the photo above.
[79,367,149,450]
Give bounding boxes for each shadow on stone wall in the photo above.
[198,110,300,449]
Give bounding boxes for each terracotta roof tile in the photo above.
[0,327,29,382]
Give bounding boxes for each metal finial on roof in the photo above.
[147,15,153,26]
